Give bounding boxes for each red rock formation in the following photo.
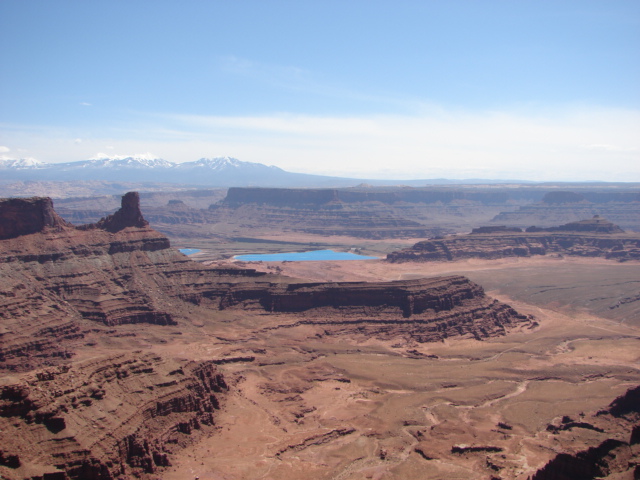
[0,197,71,240]
[531,385,640,480]
[0,192,265,371]
[0,353,227,480]
[217,276,534,342]
[387,219,640,263]
[92,191,148,232]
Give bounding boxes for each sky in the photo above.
[1,0,639,181]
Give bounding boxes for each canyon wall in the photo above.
[217,275,534,342]
[0,353,227,480]
[388,218,640,263]
[531,385,640,480]
[0,193,265,372]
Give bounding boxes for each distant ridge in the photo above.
[3,155,640,188]
[0,155,535,188]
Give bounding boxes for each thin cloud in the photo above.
[80,102,92,107]
[0,146,10,153]
[217,56,421,111]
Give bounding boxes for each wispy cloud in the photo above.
[0,146,10,153]
[217,56,420,111]
[80,102,92,107]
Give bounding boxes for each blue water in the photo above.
[235,249,378,262]
[179,248,201,255]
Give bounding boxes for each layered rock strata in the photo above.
[491,190,640,232]
[0,193,265,372]
[531,385,640,479]
[0,353,227,480]
[216,276,534,342]
[387,218,640,263]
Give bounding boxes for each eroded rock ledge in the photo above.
[531,385,640,480]
[0,353,227,480]
[387,217,640,263]
[0,192,265,371]
[217,276,535,342]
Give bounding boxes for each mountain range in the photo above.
[0,154,530,188]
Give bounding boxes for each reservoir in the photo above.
[235,249,378,262]
[179,248,201,255]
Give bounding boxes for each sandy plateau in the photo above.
[157,256,640,480]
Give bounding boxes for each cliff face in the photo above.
[387,219,640,263]
[491,191,640,232]
[222,187,515,206]
[531,385,640,480]
[216,276,534,343]
[0,193,265,372]
[0,197,71,240]
[207,186,533,239]
[0,353,227,480]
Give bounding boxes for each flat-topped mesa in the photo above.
[217,275,534,342]
[387,217,640,263]
[223,187,342,206]
[526,215,625,234]
[0,197,72,239]
[221,186,513,207]
[94,191,149,232]
[471,225,523,234]
[541,190,588,204]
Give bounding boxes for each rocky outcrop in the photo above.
[217,276,535,342]
[0,353,227,480]
[0,197,71,240]
[387,218,640,263]
[92,191,148,232]
[532,385,640,480]
[0,193,266,372]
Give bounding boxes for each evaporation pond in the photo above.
[235,249,378,262]
[179,248,201,255]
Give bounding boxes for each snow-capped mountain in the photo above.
[0,157,47,169]
[0,155,321,186]
[84,154,175,169]
[177,157,284,172]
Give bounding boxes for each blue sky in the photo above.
[1,0,639,181]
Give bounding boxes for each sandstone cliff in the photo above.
[0,197,71,240]
[0,353,227,480]
[491,190,640,232]
[0,192,265,372]
[531,385,640,480]
[387,218,640,263]
[216,275,534,343]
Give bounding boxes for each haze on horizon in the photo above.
[1,1,639,182]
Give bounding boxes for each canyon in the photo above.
[0,191,638,479]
